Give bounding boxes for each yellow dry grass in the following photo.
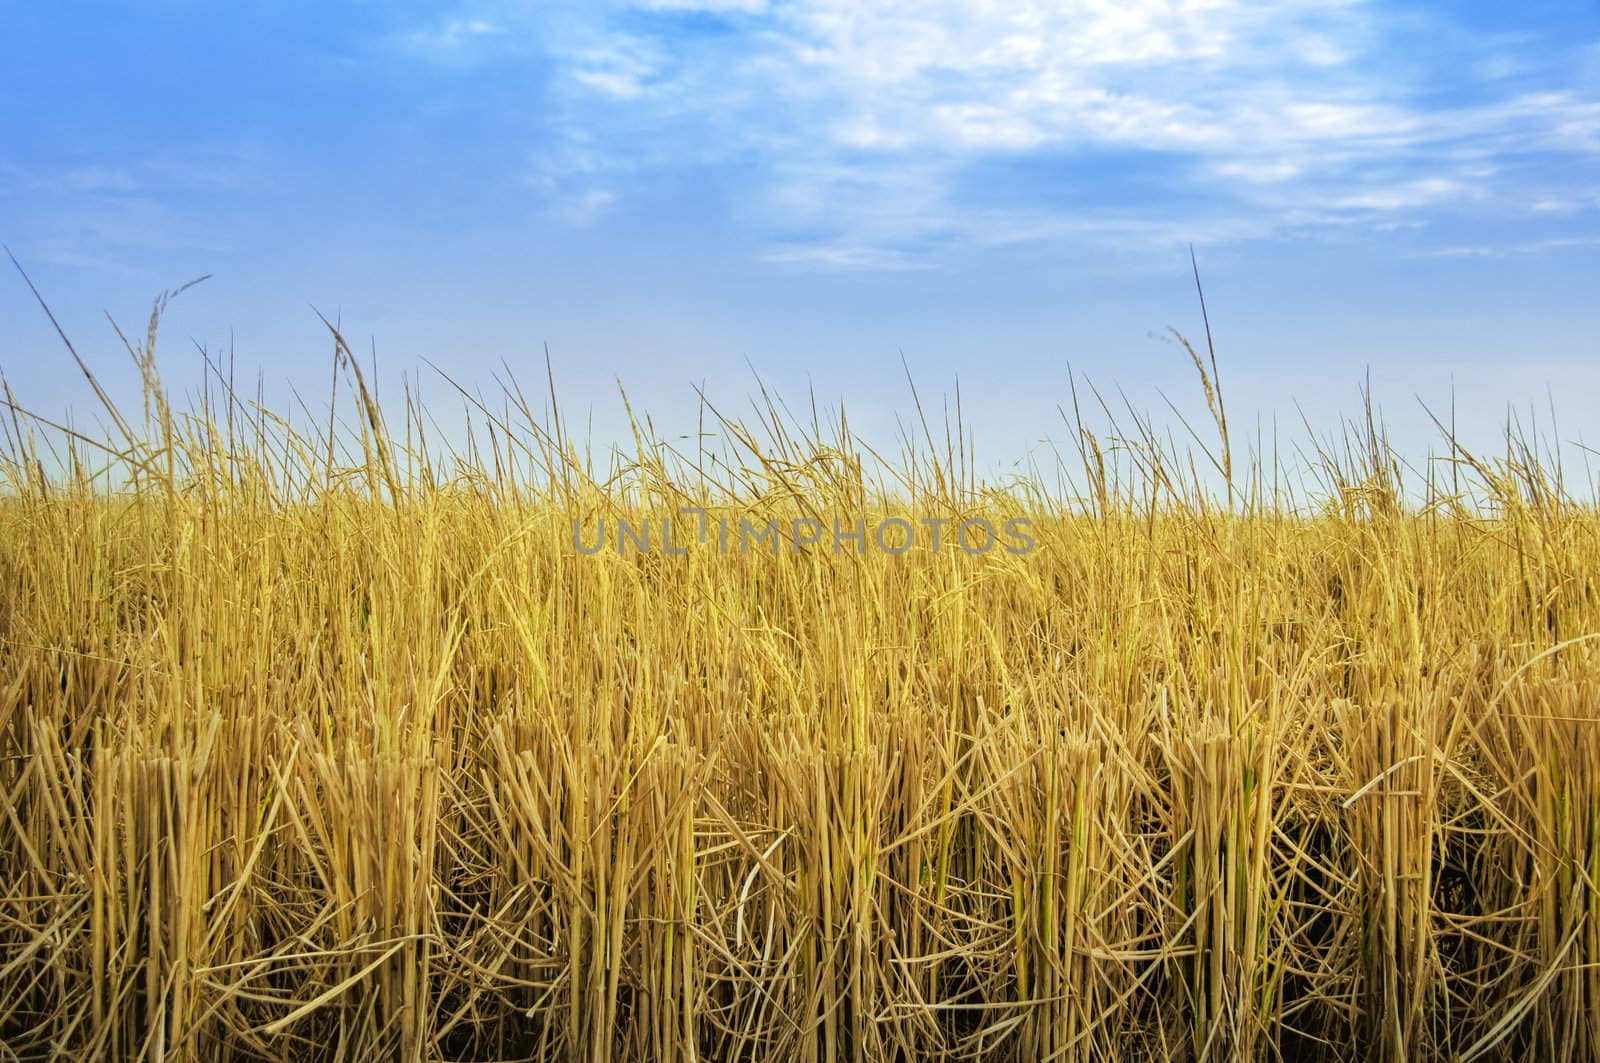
[3,290,1600,1061]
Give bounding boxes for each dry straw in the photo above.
[2,266,1599,1061]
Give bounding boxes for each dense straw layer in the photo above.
[3,301,1600,1060]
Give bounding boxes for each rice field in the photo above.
[4,299,1600,1060]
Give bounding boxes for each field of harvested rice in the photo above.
[3,312,1599,1061]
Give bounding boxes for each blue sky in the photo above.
[4,0,1599,477]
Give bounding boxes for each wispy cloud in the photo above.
[385,15,511,66]
[570,41,662,100]
[3,148,260,272]
[640,0,769,13]
[1435,236,1600,259]
[394,0,1600,267]
[554,187,618,226]
[762,242,931,271]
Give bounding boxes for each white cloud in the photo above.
[408,0,1600,267]
[557,188,618,225]
[1436,236,1600,259]
[1213,159,1304,183]
[640,0,768,12]
[395,16,502,58]
[763,243,929,271]
[571,42,661,99]
[1531,198,1580,214]
[1328,177,1470,211]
